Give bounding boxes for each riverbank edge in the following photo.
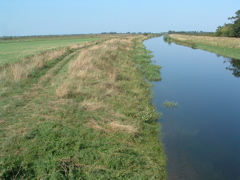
[130,35,167,178]
[165,34,240,60]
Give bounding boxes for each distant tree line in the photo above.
[100,32,153,35]
[215,10,240,37]
[168,31,214,36]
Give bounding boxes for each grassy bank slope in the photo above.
[0,35,166,179]
[168,34,240,60]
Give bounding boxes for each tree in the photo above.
[215,10,240,37]
[233,18,240,37]
[215,24,235,37]
[231,10,240,37]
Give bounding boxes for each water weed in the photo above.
[162,101,178,108]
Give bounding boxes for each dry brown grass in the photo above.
[81,98,106,112]
[69,49,95,78]
[56,38,134,99]
[0,48,68,82]
[85,119,138,134]
[108,121,138,134]
[10,63,28,81]
[4,122,30,137]
[0,39,104,83]
[169,34,240,48]
[85,119,107,132]
[56,37,141,135]
[0,119,5,124]
[55,81,72,98]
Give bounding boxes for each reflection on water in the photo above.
[144,37,240,180]
[225,58,240,78]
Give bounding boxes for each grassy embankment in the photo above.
[0,35,166,179]
[166,34,240,60]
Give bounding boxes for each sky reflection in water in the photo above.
[145,37,240,180]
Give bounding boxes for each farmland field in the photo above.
[0,34,166,179]
[0,35,101,66]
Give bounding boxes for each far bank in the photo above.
[166,34,240,60]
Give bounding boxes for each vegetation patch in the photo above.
[133,40,162,81]
[215,10,240,37]
[162,101,178,108]
[167,34,240,60]
[0,35,166,179]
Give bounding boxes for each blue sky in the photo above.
[1,0,240,36]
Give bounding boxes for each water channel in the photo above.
[144,37,240,180]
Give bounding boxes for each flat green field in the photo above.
[0,35,100,66]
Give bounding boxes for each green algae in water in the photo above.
[162,101,178,108]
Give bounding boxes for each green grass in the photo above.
[190,43,240,60]
[168,34,240,60]
[0,35,100,66]
[0,35,166,179]
[134,43,162,81]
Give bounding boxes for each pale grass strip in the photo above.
[170,34,240,48]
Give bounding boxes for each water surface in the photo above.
[144,37,240,180]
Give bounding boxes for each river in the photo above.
[144,37,240,180]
